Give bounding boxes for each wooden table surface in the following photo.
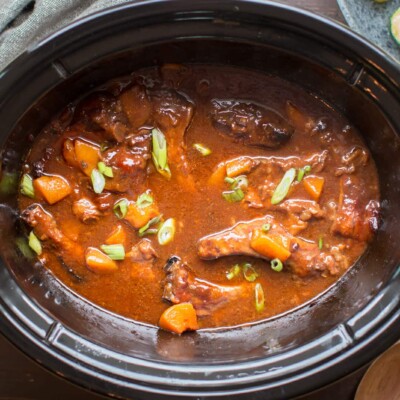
[0,1,369,400]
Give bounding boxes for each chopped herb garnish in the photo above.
[262,223,271,233]
[28,231,42,255]
[136,191,154,208]
[224,177,236,185]
[20,174,35,198]
[91,168,105,194]
[0,171,18,195]
[271,258,283,272]
[97,162,113,178]
[152,128,171,179]
[157,218,176,245]
[193,143,212,156]
[243,263,258,282]
[226,264,241,280]
[139,214,163,237]
[297,165,311,182]
[100,244,125,260]
[255,283,265,312]
[225,175,248,190]
[113,199,129,219]
[271,168,296,205]
[222,188,244,203]
[318,237,323,250]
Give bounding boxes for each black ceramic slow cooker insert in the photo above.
[0,1,399,399]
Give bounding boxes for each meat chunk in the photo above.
[72,198,101,223]
[102,135,151,193]
[79,93,131,142]
[335,146,369,176]
[21,204,84,264]
[129,239,158,279]
[129,239,158,263]
[331,175,380,241]
[198,216,342,277]
[211,99,294,148]
[162,257,251,316]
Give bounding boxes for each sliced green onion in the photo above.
[193,143,212,156]
[91,168,105,194]
[271,258,283,272]
[226,264,241,280]
[225,175,248,190]
[152,128,171,179]
[224,177,236,185]
[100,244,125,260]
[318,237,323,250]
[262,223,271,233]
[157,218,176,245]
[20,174,35,198]
[297,169,305,182]
[0,171,18,195]
[222,188,244,203]
[138,214,163,237]
[15,237,33,258]
[255,283,265,312]
[136,191,154,208]
[28,231,42,255]
[243,263,258,282]
[304,165,311,173]
[100,142,110,152]
[271,168,296,205]
[113,199,129,219]
[97,162,113,178]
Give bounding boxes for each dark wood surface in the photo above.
[1,1,368,400]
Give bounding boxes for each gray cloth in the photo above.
[0,0,135,71]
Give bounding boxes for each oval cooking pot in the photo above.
[0,1,399,399]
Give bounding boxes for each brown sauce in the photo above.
[18,65,380,331]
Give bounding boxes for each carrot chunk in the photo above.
[226,157,258,178]
[125,202,159,229]
[105,224,126,245]
[208,161,226,185]
[303,175,325,201]
[85,247,118,274]
[159,303,199,334]
[74,139,101,176]
[250,229,291,261]
[33,175,72,205]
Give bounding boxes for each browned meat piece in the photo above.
[198,216,342,277]
[72,198,101,223]
[335,146,369,176]
[331,176,380,241]
[150,88,195,188]
[102,136,151,193]
[277,199,325,220]
[119,84,152,129]
[210,99,294,148]
[129,239,158,263]
[21,204,84,263]
[79,93,131,142]
[162,257,252,316]
[129,239,158,280]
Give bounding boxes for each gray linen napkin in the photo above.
[0,0,135,71]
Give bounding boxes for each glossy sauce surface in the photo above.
[19,65,380,329]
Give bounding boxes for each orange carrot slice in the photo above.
[74,139,101,176]
[208,161,226,186]
[105,224,126,245]
[33,175,72,205]
[159,303,199,334]
[226,157,257,178]
[303,175,325,201]
[250,229,291,261]
[125,202,159,229]
[85,247,118,274]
